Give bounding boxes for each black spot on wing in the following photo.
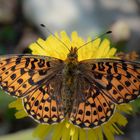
[38,59,45,68]
[46,61,51,67]
[15,58,22,65]
[17,78,23,84]
[25,58,30,67]
[10,74,16,80]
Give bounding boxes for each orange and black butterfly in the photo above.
[0,32,140,129]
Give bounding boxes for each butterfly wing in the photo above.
[70,58,140,128]
[23,76,64,124]
[80,59,140,104]
[0,54,64,97]
[70,77,115,128]
[0,54,65,124]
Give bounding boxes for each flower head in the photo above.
[9,31,133,140]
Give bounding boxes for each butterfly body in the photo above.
[0,49,140,128]
[62,47,79,116]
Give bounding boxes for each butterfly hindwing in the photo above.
[23,77,65,124]
[69,77,115,128]
[0,55,64,97]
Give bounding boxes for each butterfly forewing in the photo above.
[80,59,140,103]
[0,55,64,97]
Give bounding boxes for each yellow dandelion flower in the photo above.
[9,31,136,140]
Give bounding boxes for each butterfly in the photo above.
[0,39,140,129]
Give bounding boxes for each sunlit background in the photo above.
[0,0,140,140]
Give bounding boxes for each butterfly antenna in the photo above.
[40,24,70,51]
[77,31,112,51]
[35,41,49,53]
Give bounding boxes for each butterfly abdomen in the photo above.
[62,56,78,117]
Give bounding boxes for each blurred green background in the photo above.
[0,0,140,140]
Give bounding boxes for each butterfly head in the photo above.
[67,47,78,61]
